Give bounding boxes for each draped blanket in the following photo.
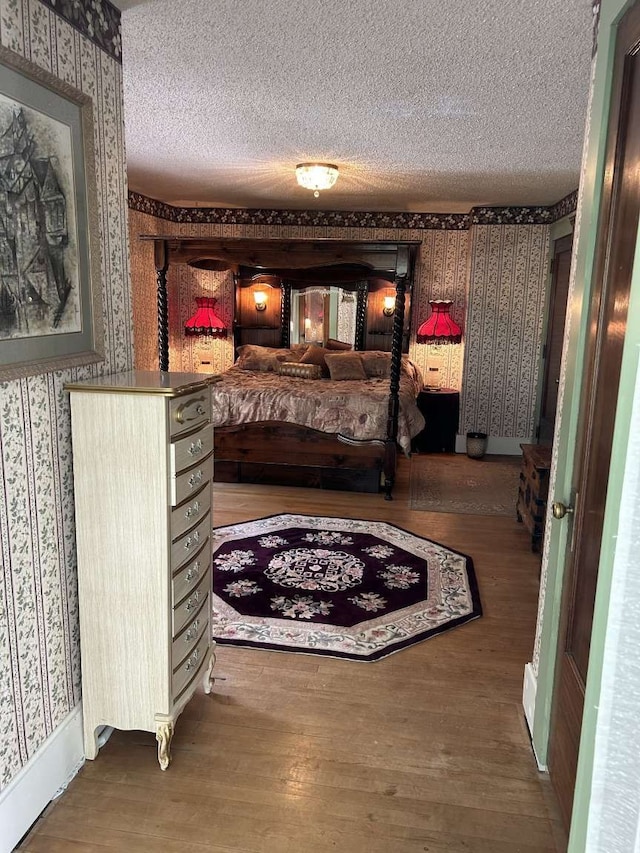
[210,363,424,454]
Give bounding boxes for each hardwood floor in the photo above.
[20,456,565,852]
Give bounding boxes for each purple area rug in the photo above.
[210,514,481,661]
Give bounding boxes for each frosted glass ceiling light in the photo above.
[295,162,339,197]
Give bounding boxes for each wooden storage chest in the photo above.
[516,443,552,552]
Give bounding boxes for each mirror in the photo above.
[290,286,357,346]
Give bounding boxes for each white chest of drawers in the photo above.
[66,370,217,770]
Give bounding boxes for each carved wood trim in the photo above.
[154,240,169,372]
[355,282,368,351]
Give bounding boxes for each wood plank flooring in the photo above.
[19,456,566,852]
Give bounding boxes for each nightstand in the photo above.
[412,388,460,453]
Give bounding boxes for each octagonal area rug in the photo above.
[210,514,481,661]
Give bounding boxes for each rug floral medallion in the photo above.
[210,514,481,661]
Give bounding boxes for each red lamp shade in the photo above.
[184,297,227,337]
[416,300,462,344]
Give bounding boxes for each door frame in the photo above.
[535,229,574,444]
[526,0,640,849]
[531,218,575,447]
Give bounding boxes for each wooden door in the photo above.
[548,2,640,831]
[538,234,573,445]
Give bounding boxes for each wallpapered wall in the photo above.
[128,211,470,392]
[128,209,550,440]
[0,0,131,791]
[462,224,550,435]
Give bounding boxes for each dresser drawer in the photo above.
[172,595,209,668]
[172,541,211,606]
[173,565,211,636]
[170,451,214,507]
[169,391,209,438]
[171,423,214,476]
[172,625,210,700]
[171,511,211,572]
[171,481,211,541]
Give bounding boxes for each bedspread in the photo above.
[210,364,425,455]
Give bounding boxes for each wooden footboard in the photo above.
[214,421,396,496]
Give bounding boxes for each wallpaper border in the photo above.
[128,189,578,230]
[37,0,121,62]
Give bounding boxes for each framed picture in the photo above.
[0,45,103,382]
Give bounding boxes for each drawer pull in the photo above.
[188,439,204,457]
[183,530,201,552]
[184,619,200,643]
[185,648,200,671]
[188,469,203,489]
[185,561,201,583]
[184,500,201,520]
[185,590,201,612]
[175,396,207,425]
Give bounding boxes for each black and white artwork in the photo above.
[0,93,80,340]
[0,45,103,381]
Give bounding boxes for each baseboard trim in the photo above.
[0,705,84,853]
[523,662,548,771]
[523,662,537,733]
[455,434,530,455]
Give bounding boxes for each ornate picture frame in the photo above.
[0,45,103,382]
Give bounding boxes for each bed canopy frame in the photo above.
[142,236,420,498]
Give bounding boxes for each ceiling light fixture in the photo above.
[295,162,339,197]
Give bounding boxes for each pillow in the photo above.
[278,361,322,379]
[401,355,422,384]
[300,345,330,376]
[360,351,391,379]
[324,352,367,381]
[325,338,352,351]
[236,345,301,372]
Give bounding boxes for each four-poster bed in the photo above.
[143,237,422,499]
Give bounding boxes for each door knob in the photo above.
[552,501,574,519]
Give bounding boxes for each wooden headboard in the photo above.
[233,271,412,354]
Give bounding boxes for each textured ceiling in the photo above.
[117,0,594,212]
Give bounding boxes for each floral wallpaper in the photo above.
[38,0,121,60]
[128,193,471,230]
[461,224,550,437]
[0,0,130,791]
[407,229,468,392]
[129,190,576,230]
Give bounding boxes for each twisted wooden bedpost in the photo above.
[280,281,292,348]
[355,281,368,351]
[154,239,169,372]
[384,256,409,499]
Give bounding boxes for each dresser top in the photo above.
[65,370,221,396]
